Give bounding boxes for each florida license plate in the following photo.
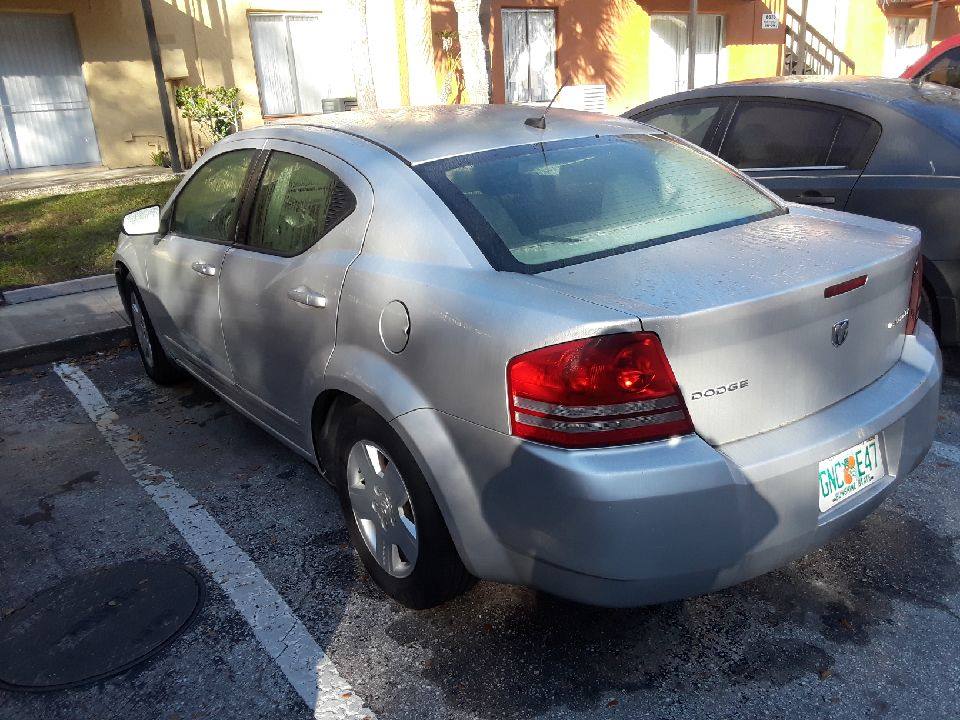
[817,436,885,512]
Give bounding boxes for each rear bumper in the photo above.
[393,323,942,607]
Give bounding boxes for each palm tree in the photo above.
[453,0,490,104]
[348,0,378,109]
[404,0,438,105]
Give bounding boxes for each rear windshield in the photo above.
[416,134,784,273]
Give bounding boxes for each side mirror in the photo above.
[122,205,161,236]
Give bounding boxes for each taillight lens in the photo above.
[507,332,694,448]
[905,255,923,335]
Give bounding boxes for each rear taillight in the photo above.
[507,332,694,448]
[905,255,923,335]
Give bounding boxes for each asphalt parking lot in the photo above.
[1,346,959,720]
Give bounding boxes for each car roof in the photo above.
[632,75,960,120]
[720,74,959,103]
[257,104,654,165]
[624,75,960,144]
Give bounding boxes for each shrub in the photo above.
[150,149,171,168]
[175,85,243,144]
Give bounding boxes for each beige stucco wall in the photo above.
[0,1,166,168]
[0,0,407,169]
[840,1,960,78]
[151,0,405,163]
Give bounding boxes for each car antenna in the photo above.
[525,82,567,129]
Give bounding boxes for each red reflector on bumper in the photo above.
[824,275,868,298]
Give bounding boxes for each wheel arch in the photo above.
[923,257,957,344]
[114,260,133,316]
[310,388,362,479]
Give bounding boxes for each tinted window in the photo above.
[636,102,722,145]
[246,152,356,256]
[172,150,254,242]
[720,102,841,169]
[826,114,873,166]
[921,46,960,88]
[417,135,782,272]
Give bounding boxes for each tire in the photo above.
[124,280,182,385]
[919,284,938,338]
[332,404,472,608]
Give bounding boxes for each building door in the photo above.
[501,8,557,103]
[648,14,725,100]
[0,13,100,172]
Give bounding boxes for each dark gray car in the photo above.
[625,76,960,344]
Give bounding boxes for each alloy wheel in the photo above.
[129,295,154,368]
[346,440,418,578]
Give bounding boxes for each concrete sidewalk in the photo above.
[0,166,176,202]
[0,278,131,370]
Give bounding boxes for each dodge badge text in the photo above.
[690,379,749,401]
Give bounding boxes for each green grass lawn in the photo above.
[0,179,179,290]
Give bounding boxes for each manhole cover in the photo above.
[0,561,203,692]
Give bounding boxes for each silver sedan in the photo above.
[115,105,941,608]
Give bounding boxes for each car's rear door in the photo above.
[217,140,372,443]
[716,98,880,210]
[145,146,258,384]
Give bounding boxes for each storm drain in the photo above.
[0,561,203,692]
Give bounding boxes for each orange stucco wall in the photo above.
[432,0,788,113]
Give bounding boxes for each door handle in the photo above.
[191,261,218,277]
[799,191,836,206]
[287,286,327,308]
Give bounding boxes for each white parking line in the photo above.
[932,440,960,466]
[54,362,373,720]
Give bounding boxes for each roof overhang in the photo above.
[878,0,960,10]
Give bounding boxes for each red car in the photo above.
[902,34,960,87]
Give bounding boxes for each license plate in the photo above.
[817,436,885,512]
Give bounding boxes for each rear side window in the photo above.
[417,134,783,273]
[720,102,841,169]
[245,152,356,256]
[171,150,254,242]
[826,114,872,166]
[921,46,960,88]
[635,102,722,146]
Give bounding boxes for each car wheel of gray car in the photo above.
[333,404,472,608]
[125,281,181,385]
[919,285,937,337]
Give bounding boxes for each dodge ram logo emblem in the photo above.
[832,319,850,347]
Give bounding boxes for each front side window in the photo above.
[502,9,556,103]
[248,13,356,116]
[417,135,782,273]
[921,46,960,88]
[171,150,254,242]
[635,101,722,146]
[245,152,356,256]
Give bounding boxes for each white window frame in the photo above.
[248,12,355,117]
[501,8,557,104]
[648,13,726,101]
[883,16,929,77]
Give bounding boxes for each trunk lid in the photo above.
[536,206,920,446]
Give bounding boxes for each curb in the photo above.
[0,325,132,372]
[2,274,116,306]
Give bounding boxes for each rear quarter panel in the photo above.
[324,148,639,433]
